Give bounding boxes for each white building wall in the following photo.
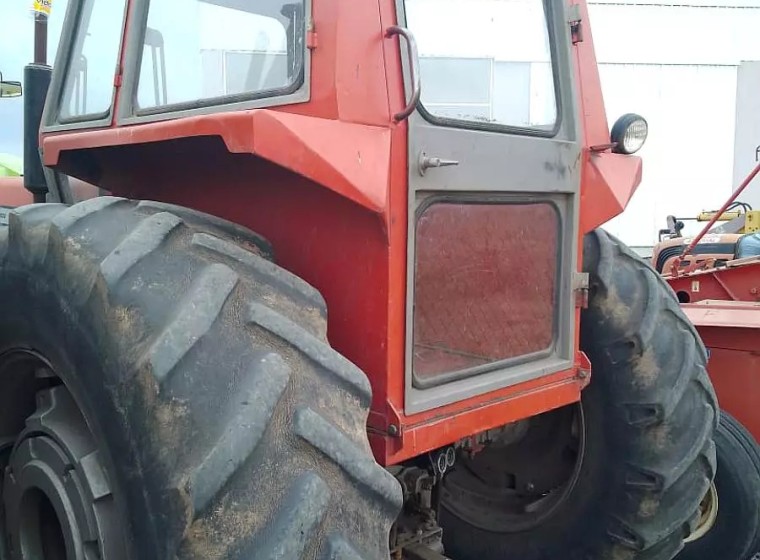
[588,1,760,247]
[732,61,760,208]
[599,63,738,246]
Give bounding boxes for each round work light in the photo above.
[611,113,648,155]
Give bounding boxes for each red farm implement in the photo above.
[655,161,760,559]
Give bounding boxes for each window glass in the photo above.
[413,202,559,382]
[136,0,304,111]
[59,0,127,119]
[405,0,557,129]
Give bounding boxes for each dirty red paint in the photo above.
[667,259,760,303]
[682,301,760,443]
[0,178,32,207]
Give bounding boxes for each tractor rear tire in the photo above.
[438,229,717,560]
[677,411,760,560]
[0,198,402,559]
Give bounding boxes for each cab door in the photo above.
[397,0,582,414]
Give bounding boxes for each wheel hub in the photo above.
[2,384,120,560]
[683,482,719,544]
[441,403,585,533]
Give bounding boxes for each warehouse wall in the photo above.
[589,0,760,247]
[599,62,738,247]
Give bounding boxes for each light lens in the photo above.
[611,114,648,155]
[622,119,648,153]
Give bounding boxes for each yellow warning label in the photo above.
[32,0,52,16]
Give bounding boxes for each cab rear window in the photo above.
[136,0,305,113]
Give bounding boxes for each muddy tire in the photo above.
[438,229,717,560]
[0,198,401,559]
[677,411,760,560]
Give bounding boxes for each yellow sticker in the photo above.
[32,0,52,16]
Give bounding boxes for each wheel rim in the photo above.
[441,403,586,532]
[0,350,123,560]
[683,482,719,544]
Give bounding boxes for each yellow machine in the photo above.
[696,210,760,233]
[653,202,760,273]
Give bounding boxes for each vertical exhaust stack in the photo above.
[24,6,52,203]
[23,63,52,203]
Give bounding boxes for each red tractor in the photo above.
[0,1,716,559]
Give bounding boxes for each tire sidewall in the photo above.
[677,413,760,560]
[0,265,157,558]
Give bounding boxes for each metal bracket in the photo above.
[573,272,590,309]
[568,4,583,44]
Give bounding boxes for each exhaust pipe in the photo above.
[23,63,52,203]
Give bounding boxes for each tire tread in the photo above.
[1,198,400,560]
[584,229,717,556]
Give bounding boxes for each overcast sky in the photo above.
[0,1,69,158]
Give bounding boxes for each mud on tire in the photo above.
[438,229,717,560]
[0,198,402,559]
[579,229,717,559]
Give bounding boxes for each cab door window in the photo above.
[404,0,557,130]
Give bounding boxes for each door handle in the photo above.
[419,152,460,176]
[385,26,421,122]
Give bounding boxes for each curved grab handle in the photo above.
[385,26,421,122]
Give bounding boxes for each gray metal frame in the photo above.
[42,0,311,132]
[398,0,583,414]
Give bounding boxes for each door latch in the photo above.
[574,272,590,309]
